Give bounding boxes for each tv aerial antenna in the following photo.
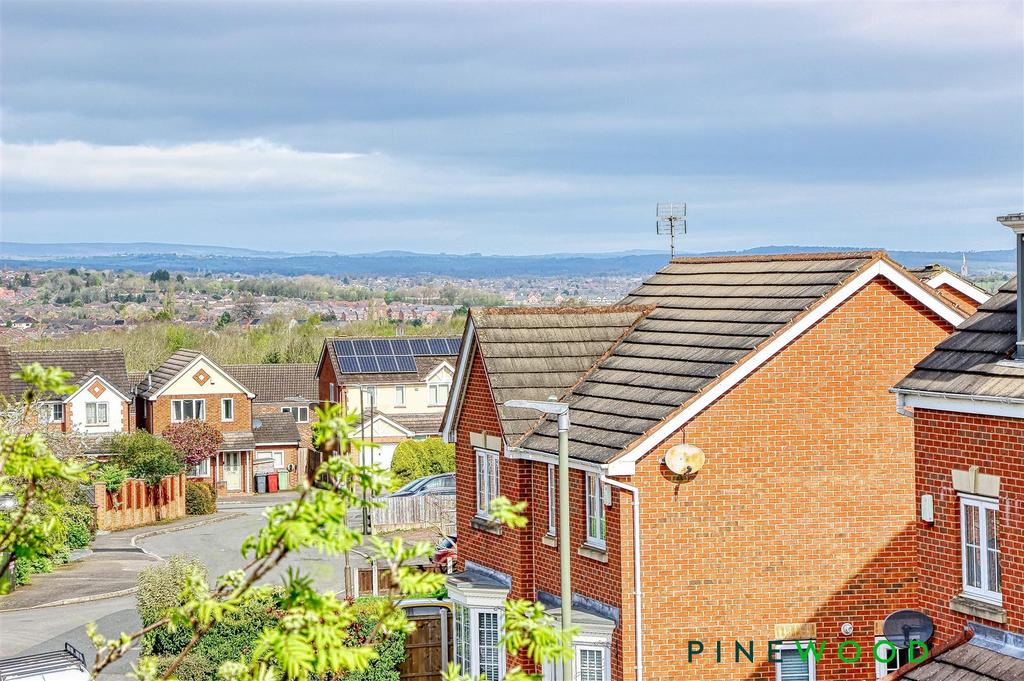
[656,202,687,258]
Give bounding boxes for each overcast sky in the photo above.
[1,1,1022,255]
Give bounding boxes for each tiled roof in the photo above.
[896,278,1024,401]
[137,349,202,398]
[387,411,444,436]
[518,252,895,462]
[0,347,132,399]
[219,431,256,451]
[901,639,1024,681]
[253,412,300,445]
[222,363,317,403]
[467,305,652,442]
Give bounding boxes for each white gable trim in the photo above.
[896,390,1024,420]
[926,270,991,305]
[442,316,476,443]
[606,260,967,476]
[149,354,256,400]
[505,445,606,473]
[361,412,415,437]
[64,374,131,404]
[425,360,455,383]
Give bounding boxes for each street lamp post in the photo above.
[504,398,571,681]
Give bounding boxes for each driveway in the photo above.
[0,491,442,674]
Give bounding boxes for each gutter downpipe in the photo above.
[602,474,643,681]
[895,392,912,418]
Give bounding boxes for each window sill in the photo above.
[950,593,1006,623]
[578,542,608,563]
[471,515,503,536]
[541,534,557,548]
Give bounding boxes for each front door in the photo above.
[223,452,242,490]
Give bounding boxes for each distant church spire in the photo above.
[960,252,968,278]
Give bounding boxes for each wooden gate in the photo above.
[399,602,451,681]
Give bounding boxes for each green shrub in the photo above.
[344,597,408,681]
[185,481,215,515]
[192,588,282,664]
[14,555,54,585]
[109,431,185,485]
[96,463,129,489]
[154,654,214,681]
[64,504,94,549]
[390,437,455,486]
[138,555,208,655]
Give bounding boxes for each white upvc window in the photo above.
[775,641,816,681]
[395,384,406,407]
[221,398,234,422]
[171,399,206,422]
[191,458,210,477]
[577,646,610,681]
[475,448,500,518]
[42,402,64,423]
[961,494,1001,603]
[271,451,284,469]
[585,472,605,548]
[874,637,910,678]
[547,464,557,536]
[542,626,613,681]
[282,406,309,422]
[453,603,504,680]
[428,382,450,406]
[85,402,109,425]
[329,382,336,402]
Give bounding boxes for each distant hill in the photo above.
[0,241,1014,278]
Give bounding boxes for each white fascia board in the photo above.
[926,270,991,305]
[255,441,300,447]
[606,260,968,477]
[504,445,606,473]
[898,390,1024,420]
[424,360,456,383]
[64,374,131,404]
[149,353,256,400]
[365,413,415,436]
[441,316,476,443]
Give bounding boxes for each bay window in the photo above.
[452,602,504,680]
[961,494,1001,603]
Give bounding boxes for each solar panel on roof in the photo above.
[339,356,360,373]
[353,340,373,356]
[409,339,431,355]
[447,338,462,354]
[371,339,391,355]
[334,339,355,356]
[357,356,379,372]
[428,338,449,355]
[396,355,417,372]
[391,338,412,355]
[377,356,398,372]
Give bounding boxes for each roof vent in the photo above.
[997,213,1024,360]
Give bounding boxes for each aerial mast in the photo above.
[656,202,687,258]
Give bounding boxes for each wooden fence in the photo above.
[370,494,456,536]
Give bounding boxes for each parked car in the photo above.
[389,473,455,497]
[432,535,457,567]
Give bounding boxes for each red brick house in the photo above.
[0,348,134,447]
[889,214,1024,680]
[909,264,991,317]
[137,349,257,495]
[442,252,967,681]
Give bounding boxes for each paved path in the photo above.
[0,491,438,671]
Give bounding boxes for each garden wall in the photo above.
[92,472,187,531]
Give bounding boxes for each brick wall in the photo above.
[933,283,982,317]
[913,408,1024,643]
[617,277,952,681]
[93,472,187,531]
[318,357,338,406]
[253,402,317,452]
[150,393,253,435]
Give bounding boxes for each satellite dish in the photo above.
[883,609,934,649]
[663,443,706,476]
[253,418,263,429]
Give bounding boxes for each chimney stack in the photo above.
[997,212,1024,360]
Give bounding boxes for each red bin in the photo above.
[266,472,279,493]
